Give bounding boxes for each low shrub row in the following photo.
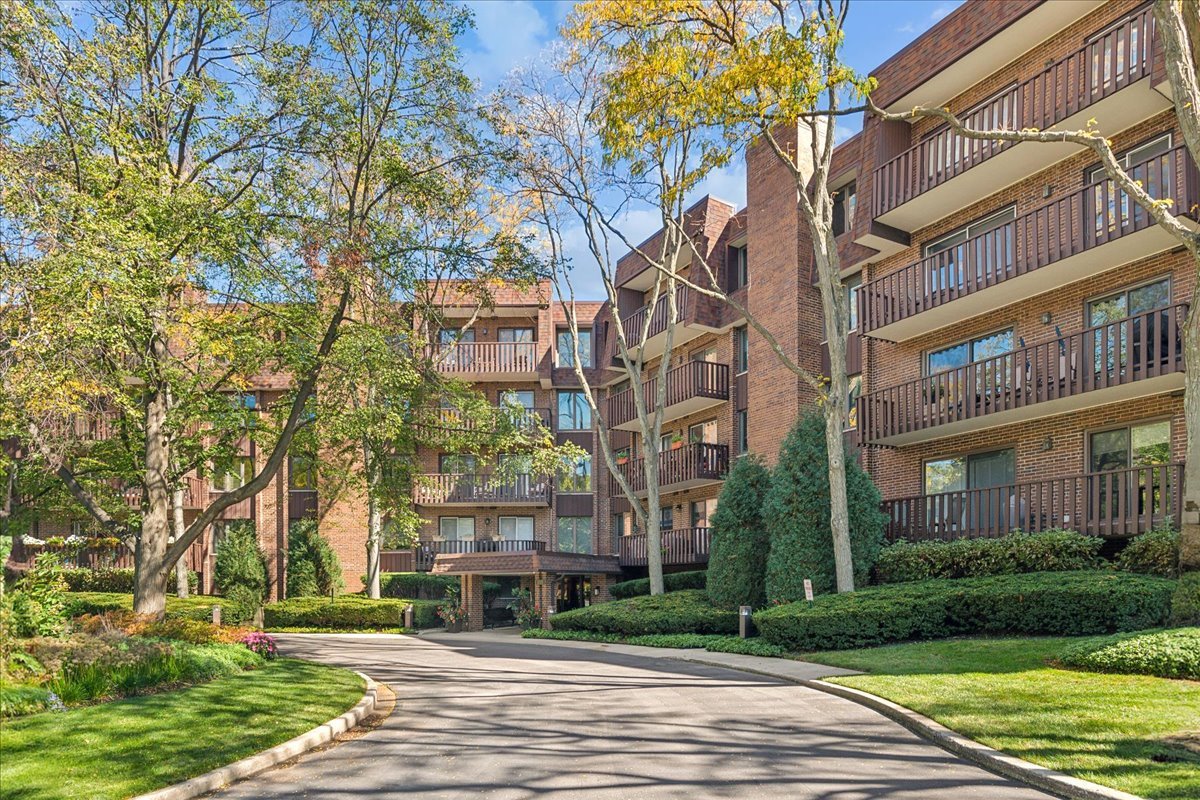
[551,590,737,635]
[378,572,457,600]
[60,567,199,595]
[610,570,707,600]
[63,592,218,621]
[1172,572,1200,625]
[1116,527,1180,578]
[522,628,787,657]
[874,530,1102,584]
[262,595,442,630]
[754,571,1176,651]
[1058,627,1200,681]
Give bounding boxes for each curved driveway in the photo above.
[213,631,1054,800]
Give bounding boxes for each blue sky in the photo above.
[455,0,964,298]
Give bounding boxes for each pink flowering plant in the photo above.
[241,632,278,659]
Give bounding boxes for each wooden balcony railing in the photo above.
[415,406,551,434]
[288,489,318,520]
[860,304,1187,444]
[411,539,546,571]
[873,6,1156,218]
[883,463,1183,542]
[612,442,729,495]
[428,342,538,374]
[863,146,1199,336]
[617,527,712,567]
[606,361,730,428]
[620,286,690,345]
[413,473,551,505]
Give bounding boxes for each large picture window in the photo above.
[923,206,1015,294]
[211,456,253,492]
[556,517,592,554]
[439,516,474,541]
[926,328,1014,375]
[557,391,591,430]
[557,328,592,368]
[559,455,592,493]
[498,516,533,541]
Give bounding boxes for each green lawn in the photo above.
[806,637,1200,800]
[0,659,364,800]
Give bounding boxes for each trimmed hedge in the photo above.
[378,572,458,600]
[63,592,217,621]
[706,456,772,608]
[262,595,442,630]
[754,571,1176,651]
[610,570,707,600]
[1116,527,1180,579]
[874,530,1103,584]
[1171,572,1200,625]
[551,590,737,635]
[522,628,786,657]
[61,567,199,595]
[1058,627,1200,680]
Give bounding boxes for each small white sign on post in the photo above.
[803,579,814,602]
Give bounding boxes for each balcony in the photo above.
[411,539,545,571]
[427,342,539,380]
[617,528,712,568]
[119,475,206,511]
[611,442,729,497]
[872,6,1169,230]
[607,361,730,431]
[618,286,721,361]
[883,463,1183,542]
[859,305,1187,447]
[415,406,551,438]
[863,146,1200,341]
[413,473,551,506]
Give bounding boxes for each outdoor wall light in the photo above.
[1041,312,1052,325]
[1042,436,1054,451]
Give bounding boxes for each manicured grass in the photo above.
[806,637,1200,800]
[0,659,364,800]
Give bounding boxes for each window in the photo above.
[728,244,748,290]
[557,328,593,368]
[499,390,535,409]
[923,207,1016,294]
[735,410,748,455]
[212,455,253,492]
[1087,278,1172,373]
[557,517,592,554]
[1090,420,1170,473]
[289,455,316,490]
[439,516,475,541]
[234,393,257,411]
[498,516,533,541]
[927,328,1014,375]
[924,449,1015,495]
[498,328,534,343]
[846,375,862,430]
[557,391,591,430]
[1088,134,1172,235]
[734,327,749,374]
[845,274,862,333]
[438,327,474,345]
[611,513,631,538]
[688,419,717,445]
[691,346,718,363]
[923,449,1016,532]
[1087,278,1171,326]
[659,506,673,529]
[439,454,476,474]
[691,498,717,528]
[660,432,675,451]
[832,181,857,237]
[560,455,592,493]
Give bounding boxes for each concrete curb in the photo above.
[801,679,1145,800]
[133,671,380,800]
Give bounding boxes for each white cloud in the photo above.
[930,4,953,22]
[462,0,551,87]
[897,21,916,34]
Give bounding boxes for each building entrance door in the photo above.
[555,576,592,613]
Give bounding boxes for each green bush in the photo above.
[0,681,52,717]
[707,456,771,608]
[1058,627,1200,680]
[875,530,1103,583]
[9,553,69,638]
[551,590,737,636]
[263,595,442,630]
[1116,527,1180,578]
[754,571,1176,651]
[59,566,199,595]
[214,522,269,623]
[522,628,624,644]
[704,636,787,658]
[610,570,707,600]
[285,519,344,598]
[62,592,217,621]
[765,410,886,600]
[377,572,458,600]
[521,628,786,657]
[1170,572,1200,625]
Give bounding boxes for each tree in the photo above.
[0,0,481,615]
[765,410,885,600]
[499,42,710,596]
[285,518,343,598]
[706,455,771,608]
[567,0,872,591]
[867,0,1200,570]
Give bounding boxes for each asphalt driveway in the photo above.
[210,631,1054,799]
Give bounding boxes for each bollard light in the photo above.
[739,605,753,639]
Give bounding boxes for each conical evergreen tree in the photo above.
[706,455,771,608]
[765,409,886,600]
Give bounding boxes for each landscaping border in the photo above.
[132,671,382,800]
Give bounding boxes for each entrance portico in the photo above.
[431,550,621,631]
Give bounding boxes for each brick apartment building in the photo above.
[11,0,1193,628]
[597,0,1193,573]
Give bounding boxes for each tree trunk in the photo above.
[1180,302,1200,571]
[365,450,382,600]
[172,487,189,598]
[645,453,664,595]
[134,390,172,617]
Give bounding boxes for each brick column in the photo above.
[592,573,614,604]
[462,574,485,632]
[534,571,557,629]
